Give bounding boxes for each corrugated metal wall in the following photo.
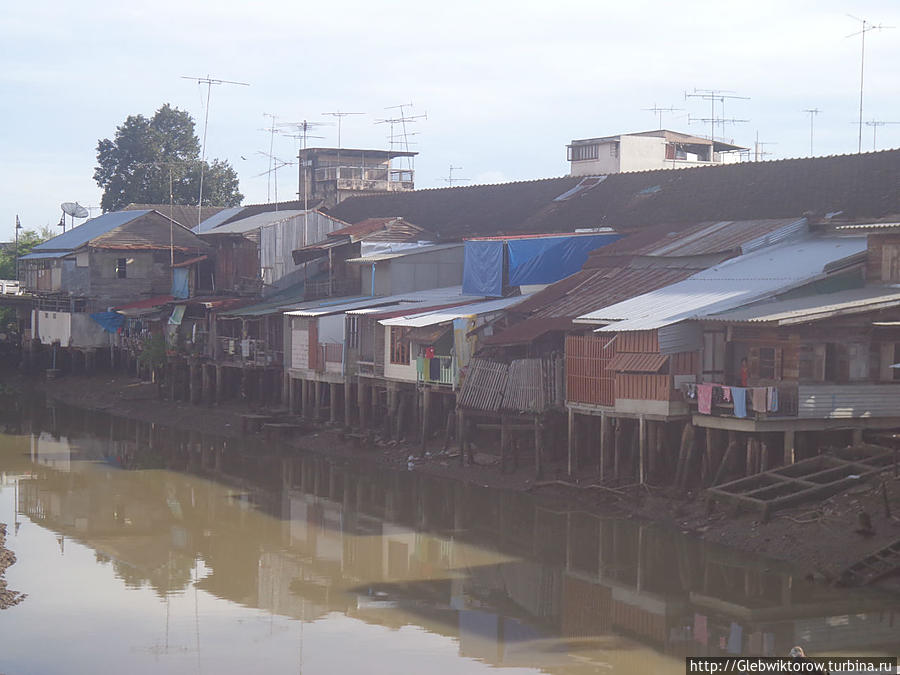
[658,322,702,355]
[566,334,616,406]
[797,383,900,418]
[615,374,672,401]
[617,330,659,353]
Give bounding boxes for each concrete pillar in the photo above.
[300,379,309,418]
[784,429,796,464]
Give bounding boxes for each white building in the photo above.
[567,129,745,176]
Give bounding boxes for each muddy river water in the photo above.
[0,397,897,674]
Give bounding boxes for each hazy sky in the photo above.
[3,0,899,240]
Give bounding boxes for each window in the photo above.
[609,142,619,158]
[758,347,777,379]
[116,258,127,279]
[567,144,599,161]
[390,326,409,365]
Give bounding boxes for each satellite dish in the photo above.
[61,202,89,219]
[60,201,89,233]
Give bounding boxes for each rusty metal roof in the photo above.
[607,353,669,373]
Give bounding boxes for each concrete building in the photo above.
[299,148,417,208]
[567,130,745,176]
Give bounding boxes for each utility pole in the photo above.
[181,75,249,228]
[14,215,21,281]
[846,16,893,153]
[802,108,822,156]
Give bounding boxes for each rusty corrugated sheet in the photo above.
[606,352,668,373]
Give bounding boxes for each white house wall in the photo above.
[618,135,668,172]
[290,317,310,370]
[382,326,417,382]
[34,309,71,346]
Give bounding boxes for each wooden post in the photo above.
[784,429,796,464]
[201,364,211,405]
[760,441,769,474]
[314,381,322,420]
[189,361,200,405]
[852,428,864,446]
[300,379,309,418]
[534,414,543,480]
[567,407,577,477]
[420,387,431,456]
[215,365,225,404]
[638,415,647,485]
[614,419,623,481]
[330,382,338,424]
[713,436,740,487]
[358,379,368,430]
[458,409,467,466]
[500,415,509,473]
[600,413,611,480]
[344,378,353,428]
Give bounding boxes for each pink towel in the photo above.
[698,383,713,414]
[751,387,767,412]
[721,386,731,402]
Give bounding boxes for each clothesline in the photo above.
[683,382,780,418]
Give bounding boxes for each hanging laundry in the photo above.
[751,387,767,413]
[731,387,748,418]
[721,386,731,402]
[697,383,713,414]
[768,386,779,412]
[762,632,775,656]
[425,346,435,359]
[693,613,709,646]
[727,622,743,654]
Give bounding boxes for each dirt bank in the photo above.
[0,523,25,609]
[33,373,900,587]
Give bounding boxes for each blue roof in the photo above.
[33,210,151,252]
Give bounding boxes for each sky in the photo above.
[2,0,899,241]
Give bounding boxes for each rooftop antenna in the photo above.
[376,103,426,172]
[685,89,750,142]
[322,111,365,150]
[802,108,822,155]
[181,74,250,228]
[441,164,470,186]
[254,152,295,210]
[642,103,684,129]
[752,131,776,162]
[864,119,900,151]
[846,16,893,153]
[280,120,325,209]
[262,113,279,203]
[60,202,88,232]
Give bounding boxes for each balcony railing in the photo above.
[682,382,799,419]
[216,337,282,366]
[417,355,457,387]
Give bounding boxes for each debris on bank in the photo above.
[0,523,26,609]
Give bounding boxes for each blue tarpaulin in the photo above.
[462,240,504,296]
[507,233,620,286]
[171,268,190,299]
[89,312,124,333]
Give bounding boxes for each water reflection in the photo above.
[0,398,898,674]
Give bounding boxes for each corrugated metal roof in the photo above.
[582,236,867,332]
[705,287,900,325]
[286,286,481,318]
[483,316,575,346]
[345,243,463,263]
[193,207,246,233]
[607,353,669,373]
[32,210,149,252]
[19,251,68,260]
[207,210,305,234]
[379,295,530,328]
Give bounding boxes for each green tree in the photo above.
[94,104,243,212]
[0,226,53,279]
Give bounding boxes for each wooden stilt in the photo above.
[344,379,353,428]
[458,409,467,466]
[784,429,796,464]
[314,381,322,420]
[330,382,338,424]
[358,379,368,430]
[534,414,543,480]
[420,387,431,456]
[600,413,611,479]
[638,415,647,485]
[567,407,577,477]
[713,435,740,486]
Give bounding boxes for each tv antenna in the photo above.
[376,103,426,171]
[254,152,295,209]
[846,16,893,153]
[181,74,250,228]
[322,111,365,149]
[261,113,279,203]
[752,131,776,162]
[441,165,469,186]
[280,120,325,212]
[864,119,900,151]
[642,103,684,128]
[802,108,822,155]
[59,202,88,232]
[685,89,749,141]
